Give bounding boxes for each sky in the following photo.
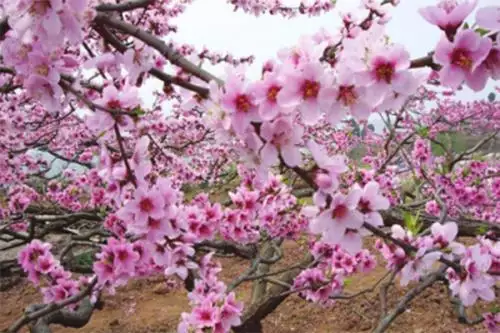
[165,0,497,100]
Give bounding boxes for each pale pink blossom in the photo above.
[310,188,364,254]
[277,62,335,125]
[260,116,303,167]
[419,0,478,35]
[433,29,492,90]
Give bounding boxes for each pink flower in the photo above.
[95,84,141,111]
[165,244,197,280]
[329,70,371,122]
[433,29,492,90]
[483,312,500,333]
[128,187,166,225]
[448,244,495,306]
[112,240,140,274]
[18,240,52,270]
[419,0,477,36]
[130,136,152,184]
[220,70,260,135]
[356,181,390,227]
[24,61,64,113]
[35,254,56,274]
[86,83,140,132]
[431,222,458,247]
[7,0,64,40]
[94,251,115,286]
[308,140,347,193]
[355,45,412,101]
[276,62,335,125]
[83,53,122,79]
[219,293,243,330]
[120,41,154,85]
[260,116,303,167]
[252,71,287,121]
[400,249,442,286]
[192,300,218,327]
[310,188,364,254]
[475,6,500,31]
[467,34,500,90]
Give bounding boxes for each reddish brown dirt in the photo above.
[1,239,495,333]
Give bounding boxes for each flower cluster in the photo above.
[179,253,243,332]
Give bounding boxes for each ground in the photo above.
[0,239,496,333]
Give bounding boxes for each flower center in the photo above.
[358,199,372,214]
[200,310,212,322]
[270,130,289,148]
[139,197,154,213]
[302,80,320,99]
[19,45,32,59]
[337,85,357,106]
[29,249,43,263]
[267,86,281,102]
[375,63,394,84]
[35,64,49,76]
[331,204,348,219]
[107,99,122,109]
[29,0,51,15]
[235,94,252,113]
[117,249,129,262]
[148,218,161,229]
[451,48,472,71]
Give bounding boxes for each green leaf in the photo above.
[131,106,146,116]
[462,22,470,30]
[75,251,94,266]
[475,27,489,36]
[403,211,423,235]
[477,225,489,235]
[490,304,500,314]
[344,278,352,287]
[417,126,429,138]
[461,167,470,178]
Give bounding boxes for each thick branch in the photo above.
[94,13,222,85]
[96,0,155,12]
[7,278,97,333]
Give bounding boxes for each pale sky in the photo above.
[164,0,497,100]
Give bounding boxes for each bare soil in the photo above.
[0,239,495,333]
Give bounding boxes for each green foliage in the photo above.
[475,27,489,36]
[476,225,489,235]
[490,304,500,314]
[75,251,94,267]
[431,131,468,156]
[297,197,313,206]
[131,106,146,117]
[416,126,429,138]
[403,211,423,235]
